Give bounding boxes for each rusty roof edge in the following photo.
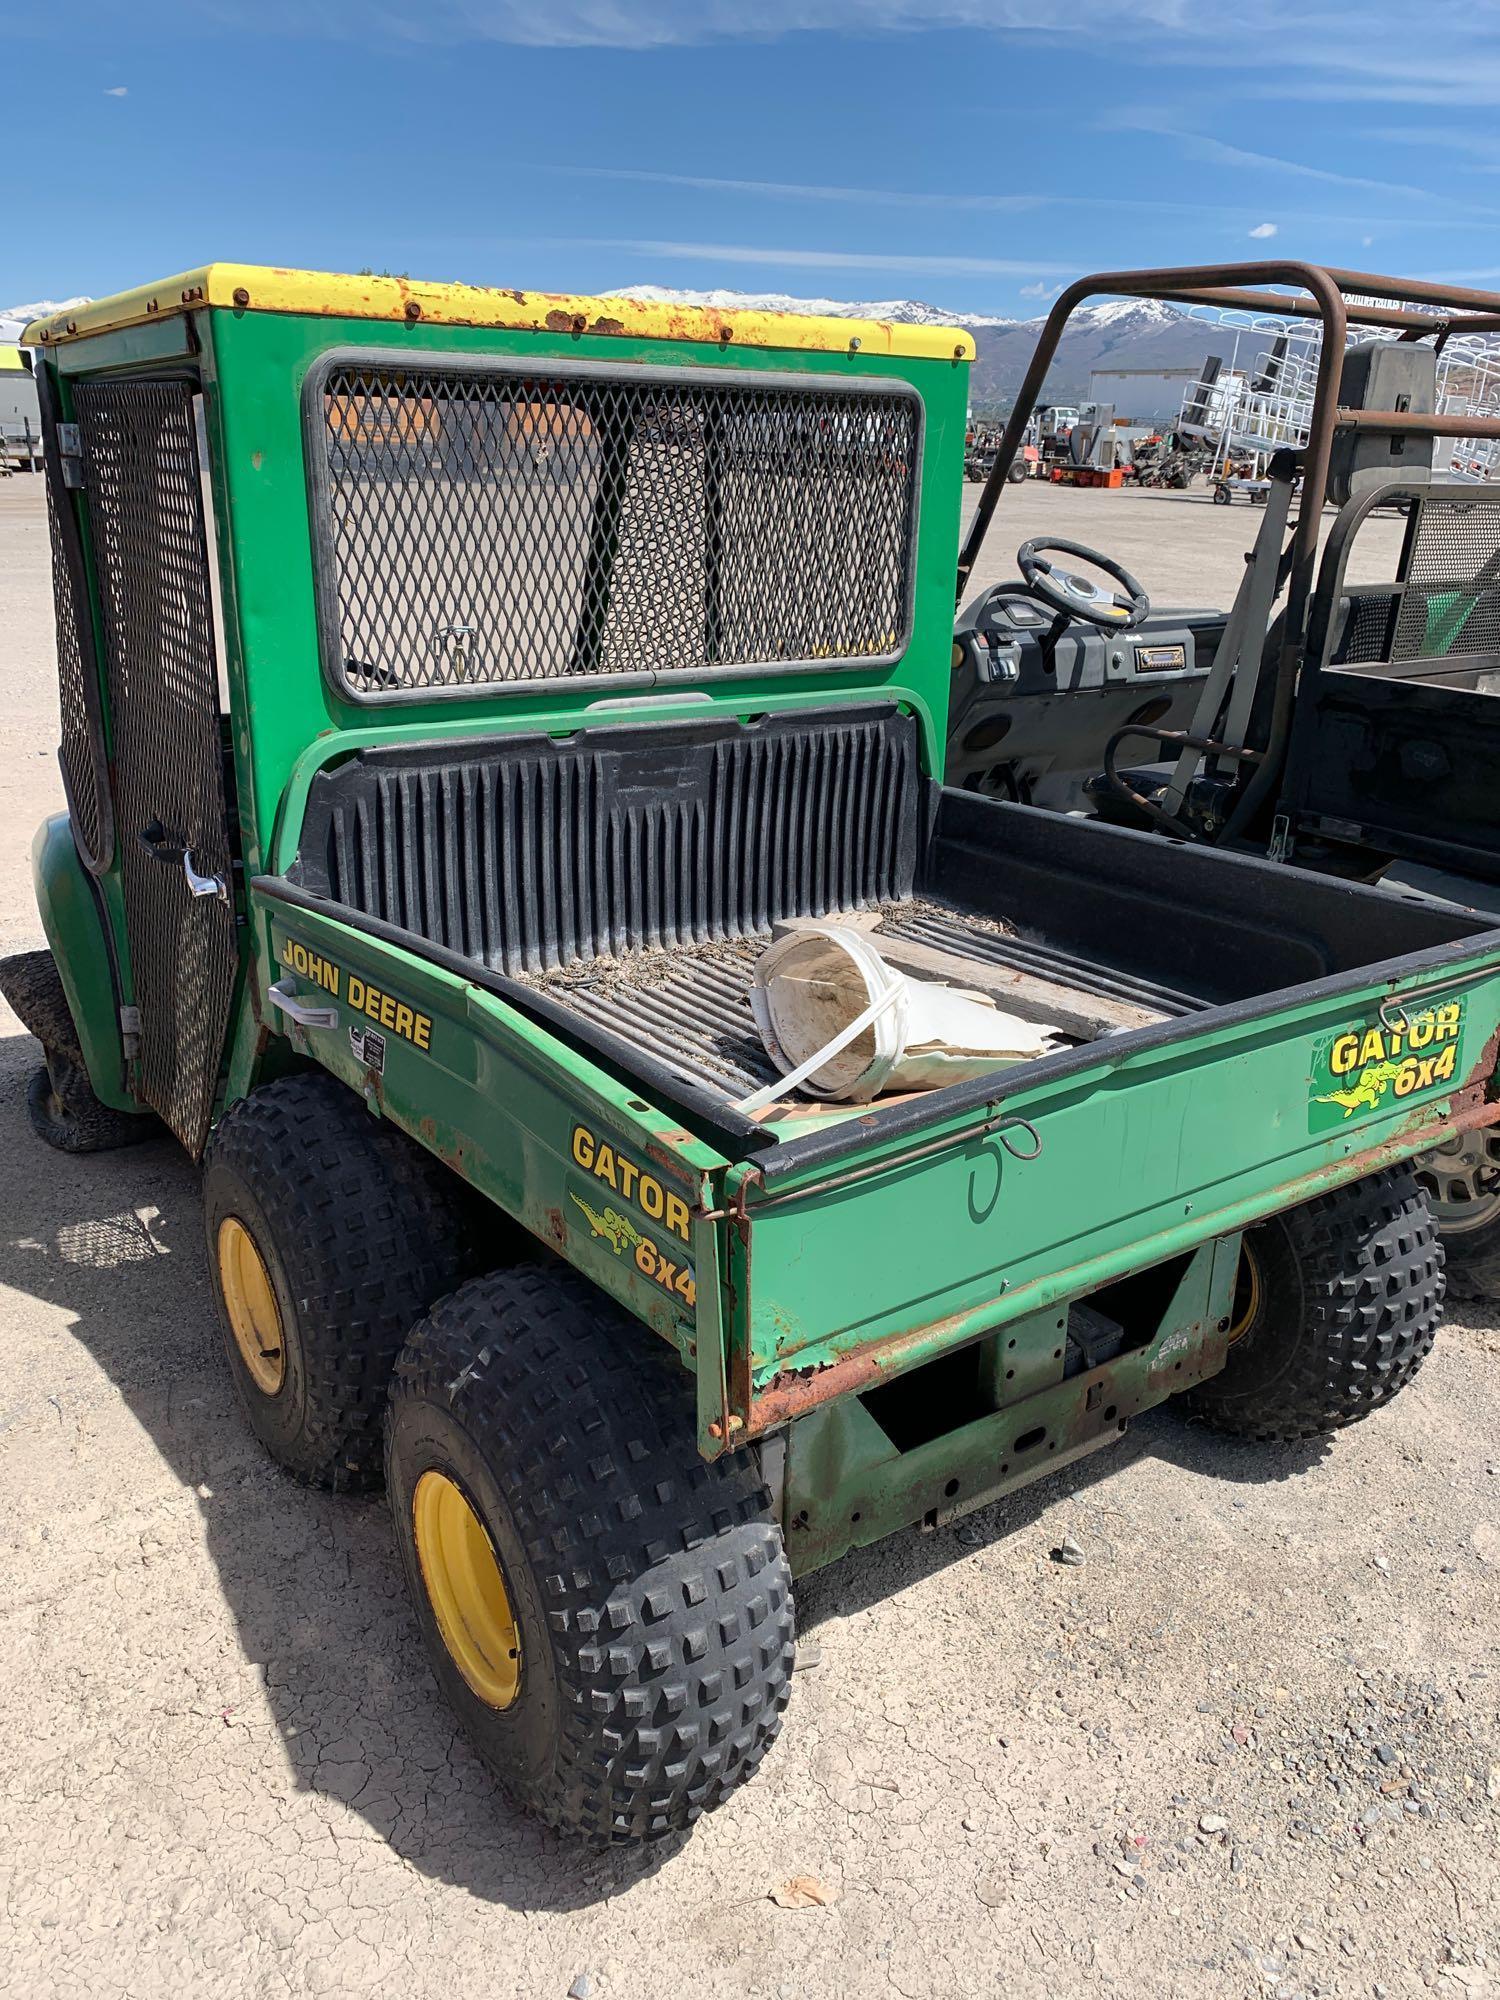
[23,262,977,362]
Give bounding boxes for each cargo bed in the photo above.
[277,700,1496,1154]
[259,701,1500,1458]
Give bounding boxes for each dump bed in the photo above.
[258,702,1500,1455]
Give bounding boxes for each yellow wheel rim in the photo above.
[411,1470,522,1710]
[217,1215,286,1395]
[1229,1241,1262,1345]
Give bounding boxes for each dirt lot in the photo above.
[0,473,1495,2000]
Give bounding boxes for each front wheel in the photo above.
[386,1266,795,1844]
[1186,1164,1443,1441]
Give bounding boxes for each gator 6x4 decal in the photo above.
[1309,999,1465,1133]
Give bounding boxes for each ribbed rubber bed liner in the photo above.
[528,900,1209,1105]
[532,939,777,1100]
[293,703,919,978]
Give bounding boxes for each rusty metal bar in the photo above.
[958,261,1363,603]
[956,278,1091,601]
[1335,407,1500,440]
[956,260,1500,606]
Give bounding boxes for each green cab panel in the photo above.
[31,813,135,1113]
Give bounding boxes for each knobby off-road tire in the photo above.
[1416,1129,1500,1303]
[1440,1220,1500,1305]
[1186,1164,1443,1441]
[386,1266,795,1844]
[1,948,153,1154]
[202,1073,476,1491]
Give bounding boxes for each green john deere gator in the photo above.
[7,263,1500,1845]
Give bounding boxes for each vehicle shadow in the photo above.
[0,1027,680,1912]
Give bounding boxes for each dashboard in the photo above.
[947,583,1228,812]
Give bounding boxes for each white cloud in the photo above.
[1106,115,1462,201]
[1362,234,1375,246]
[556,162,1463,235]
[35,0,1500,114]
[1248,221,1278,239]
[1019,280,1064,299]
[103,84,127,95]
[572,238,1076,279]
[564,165,1047,213]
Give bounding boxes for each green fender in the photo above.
[31,813,137,1113]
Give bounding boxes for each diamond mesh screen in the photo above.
[73,377,238,1156]
[44,472,110,872]
[314,362,920,696]
[1391,495,1500,661]
[1337,590,1398,665]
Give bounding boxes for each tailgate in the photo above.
[706,943,1500,1443]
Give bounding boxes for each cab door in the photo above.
[67,374,240,1155]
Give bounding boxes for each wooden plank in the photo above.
[771,915,1163,1039]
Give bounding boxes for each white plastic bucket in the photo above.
[744,923,1054,1107]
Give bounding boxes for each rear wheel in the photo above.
[202,1073,476,1490]
[386,1266,795,1844]
[1187,1164,1443,1441]
[1416,1127,1500,1301]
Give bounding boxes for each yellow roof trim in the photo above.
[23,262,976,362]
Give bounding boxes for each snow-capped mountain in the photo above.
[615,284,1019,328]
[613,285,1217,406]
[0,297,89,342]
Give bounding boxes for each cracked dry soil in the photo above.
[2,479,1496,2000]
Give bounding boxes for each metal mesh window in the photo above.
[313,361,920,697]
[1391,496,1500,661]
[45,474,110,871]
[1336,590,1398,665]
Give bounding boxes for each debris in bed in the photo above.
[520,935,765,995]
[875,896,1016,940]
[739,923,1061,1112]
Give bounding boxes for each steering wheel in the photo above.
[1017,537,1150,632]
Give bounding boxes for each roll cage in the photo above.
[955,263,1500,866]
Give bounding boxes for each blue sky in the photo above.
[9,0,1500,315]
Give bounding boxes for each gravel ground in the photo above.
[0,473,1495,2000]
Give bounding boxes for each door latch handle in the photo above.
[268,978,339,1031]
[182,851,228,901]
[139,820,227,901]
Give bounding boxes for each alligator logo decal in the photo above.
[570,1195,644,1256]
[570,1194,697,1309]
[1315,1059,1404,1118]
[1308,1001,1466,1133]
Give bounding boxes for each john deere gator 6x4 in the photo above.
[7,265,1500,1845]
